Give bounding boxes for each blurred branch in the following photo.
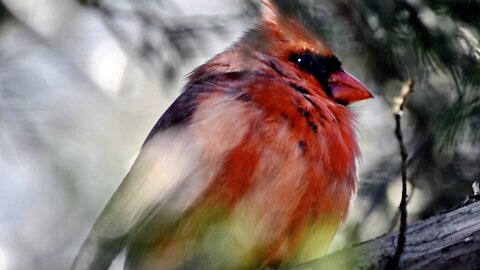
[288,201,480,270]
[0,2,104,92]
[79,0,246,79]
[0,1,11,22]
[386,79,415,270]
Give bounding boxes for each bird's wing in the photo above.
[71,73,255,270]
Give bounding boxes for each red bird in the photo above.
[73,1,372,269]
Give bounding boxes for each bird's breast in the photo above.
[186,86,358,265]
[128,82,359,269]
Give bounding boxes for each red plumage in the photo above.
[72,1,372,269]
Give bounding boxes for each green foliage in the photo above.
[336,0,480,149]
[435,97,480,151]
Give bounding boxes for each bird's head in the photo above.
[243,0,373,105]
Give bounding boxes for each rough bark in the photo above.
[289,201,480,270]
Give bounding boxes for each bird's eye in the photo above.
[290,53,316,72]
[289,52,343,98]
[289,53,342,81]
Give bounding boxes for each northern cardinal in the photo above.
[72,1,372,269]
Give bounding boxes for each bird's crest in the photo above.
[259,0,281,24]
[253,0,334,59]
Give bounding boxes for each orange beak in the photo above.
[328,70,373,105]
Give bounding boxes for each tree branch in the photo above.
[288,201,480,270]
[387,78,415,269]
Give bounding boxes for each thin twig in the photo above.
[386,79,415,270]
[462,181,480,205]
[388,186,414,232]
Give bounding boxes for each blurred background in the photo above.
[0,0,479,269]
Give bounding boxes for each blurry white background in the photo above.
[0,1,252,269]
